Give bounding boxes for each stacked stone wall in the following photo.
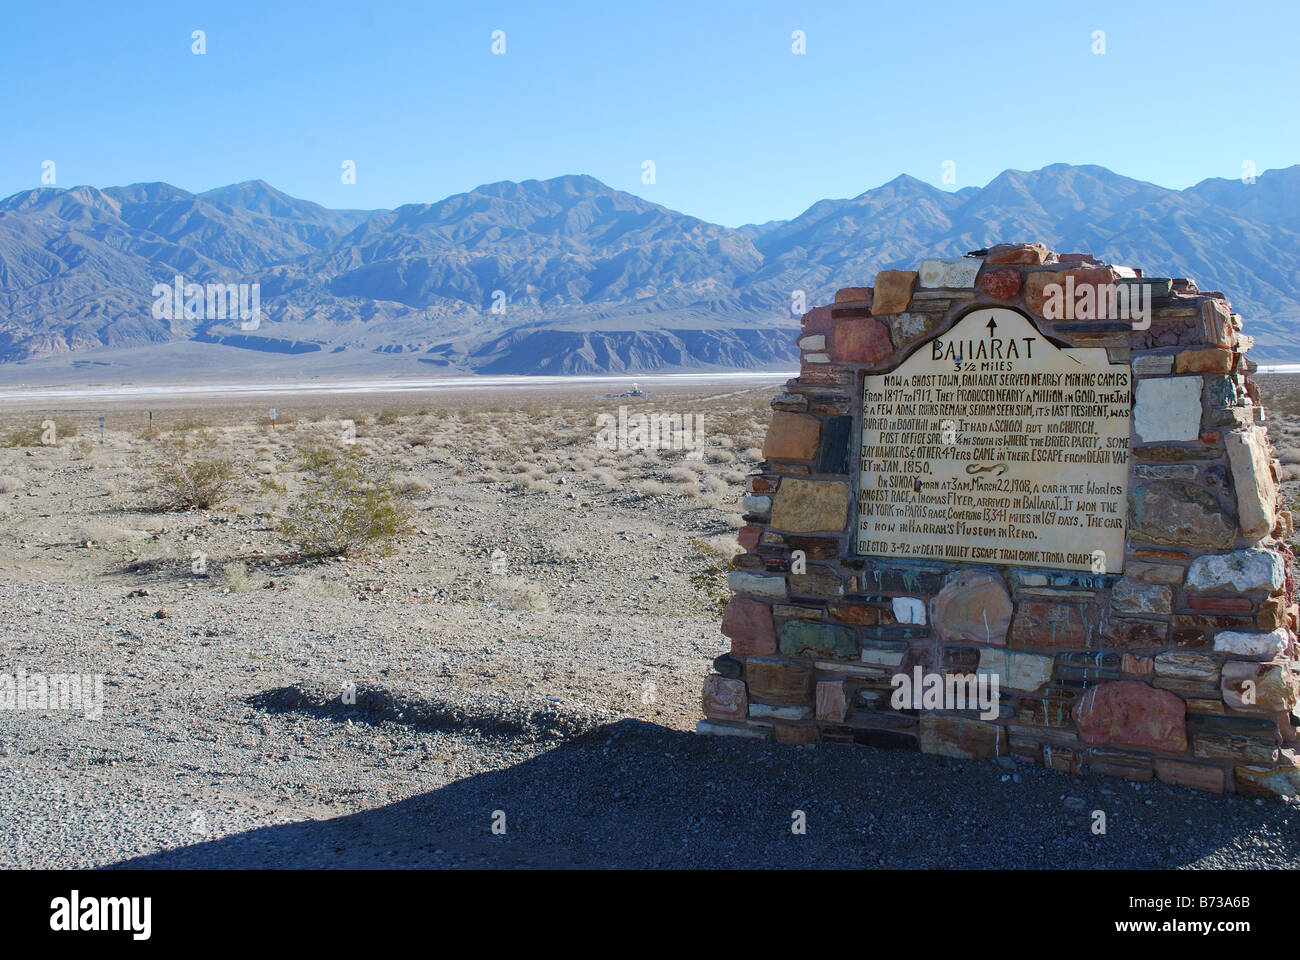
[701,242,1300,797]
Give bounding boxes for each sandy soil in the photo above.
[0,379,1297,869]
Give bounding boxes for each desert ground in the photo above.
[0,376,1297,869]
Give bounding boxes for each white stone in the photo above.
[797,335,826,351]
[977,648,1054,693]
[1133,377,1202,442]
[748,703,811,720]
[1212,627,1290,660]
[892,597,926,625]
[860,647,906,669]
[696,720,768,739]
[1186,549,1284,593]
[918,257,981,289]
[727,570,787,600]
[1111,578,1173,615]
[1132,355,1174,377]
[741,495,771,513]
[814,660,889,676]
[803,353,830,364]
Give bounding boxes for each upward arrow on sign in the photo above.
[986,316,998,335]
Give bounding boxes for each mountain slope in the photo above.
[0,164,1298,373]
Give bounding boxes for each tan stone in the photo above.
[870,270,917,315]
[834,287,872,304]
[1201,299,1236,349]
[770,478,850,534]
[1024,271,1065,315]
[1175,348,1235,374]
[1222,661,1299,713]
[1128,482,1237,549]
[918,714,1005,759]
[1125,560,1186,584]
[1234,752,1300,797]
[773,724,821,745]
[1257,597,1286,632]
[930,569,1012,646]
[1224,428,1277,540]
[761,411,820,462]
[1153,651,1220,684]
[745,658,814,704]
[815,680,848,723]
[1153,758,1227,793]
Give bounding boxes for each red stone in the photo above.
[1072,681,1188,753]
[722,597,776,655]
[828,603,882,625]
[985,242,1049,265]
[1187,595,1253,614]
[738,525,762,551]
[1199,432,1220,444]
[976,267,1022,300]
[749,475,779,495]
[800,305,834,338]
[831,317,893,364]
[834,287,872,304]
[702,676,747,722]
[1010,599,1095,649]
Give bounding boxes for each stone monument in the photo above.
[702,242,1300,797]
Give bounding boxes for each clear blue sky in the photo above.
[3,0,1296,227]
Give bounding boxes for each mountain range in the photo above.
[1,162,1298,378]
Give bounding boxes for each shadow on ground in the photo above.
[108,704,1300,869]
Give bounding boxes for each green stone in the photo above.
[779,620,856,659]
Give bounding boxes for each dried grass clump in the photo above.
[393,475,432,498]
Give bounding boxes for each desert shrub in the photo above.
[376,409,401,426]
[1,426,44,447]
[147,434,239,511]
[277,447,410,558]
[172,417,209,434]
[689,539,733,617]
